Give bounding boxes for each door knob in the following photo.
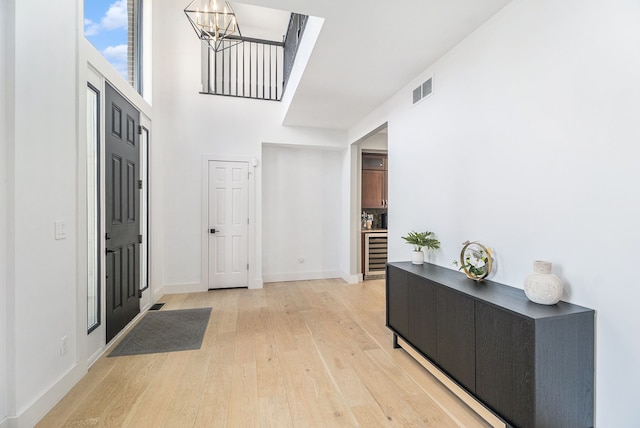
[209,229,217,234]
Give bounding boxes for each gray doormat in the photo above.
[109,307,211,357]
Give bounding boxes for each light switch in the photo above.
[55,221,67,240]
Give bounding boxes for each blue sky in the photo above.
[84,0,128,80]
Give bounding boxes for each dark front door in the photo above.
[105,83,140,343]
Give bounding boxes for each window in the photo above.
[87,84,100,333]
[84,0,142,93]
[140,126,149,291]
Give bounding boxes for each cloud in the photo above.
[102,44,129,80]
[84,0,127,37]
[101,0,128,31]
[102,44,128,62]
[84,18,100,37]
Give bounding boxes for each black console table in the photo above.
[386,262,594,428]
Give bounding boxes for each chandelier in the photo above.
[184,0,242,52]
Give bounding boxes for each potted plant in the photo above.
[453,241,493,281]
[401,230,441,264]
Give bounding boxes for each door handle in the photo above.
[209,229,217,234]
[106,249,116,254]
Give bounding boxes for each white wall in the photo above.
[12,0,80,423]
[262,145,343,281]
[2,1,156,424]
[153,0,347,290]
[352,0,640,424]
[0,1,9,424]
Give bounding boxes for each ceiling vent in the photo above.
[412,77,433,105]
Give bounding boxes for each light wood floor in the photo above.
[38,279,491,427]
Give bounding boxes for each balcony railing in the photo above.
[283,13,308,94]
[200,13,308,102]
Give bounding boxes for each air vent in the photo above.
[422,78,432,97]
[412,87,422,104]
[412,77,433,104]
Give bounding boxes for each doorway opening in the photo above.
[356,125,388,281]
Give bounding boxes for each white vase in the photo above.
[411,250,424,265]
[524,260,563,305]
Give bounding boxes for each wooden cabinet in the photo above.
[362,153,387,209]
[386,266,409,339]
[362,153,386,170]
[436,287,476,393]
[362,170,386,208]
[386,262,594,428]
[475,303,535,426]
[407,274,437,360]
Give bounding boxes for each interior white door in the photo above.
[208,161,249,288]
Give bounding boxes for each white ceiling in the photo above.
[231,2,290,42]
[232,0,513,130]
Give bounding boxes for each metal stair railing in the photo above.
[201,37,283,101]
[200,13,308,102]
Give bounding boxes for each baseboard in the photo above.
[0,416,15,428]
[262,271,342,283]
[14,362,86,428]
[159,279,265,292]
[341,273,361,284]
[87,344,104,368]
[10,285,197,428]
[156,282,205,295]
[249,277,263,289]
